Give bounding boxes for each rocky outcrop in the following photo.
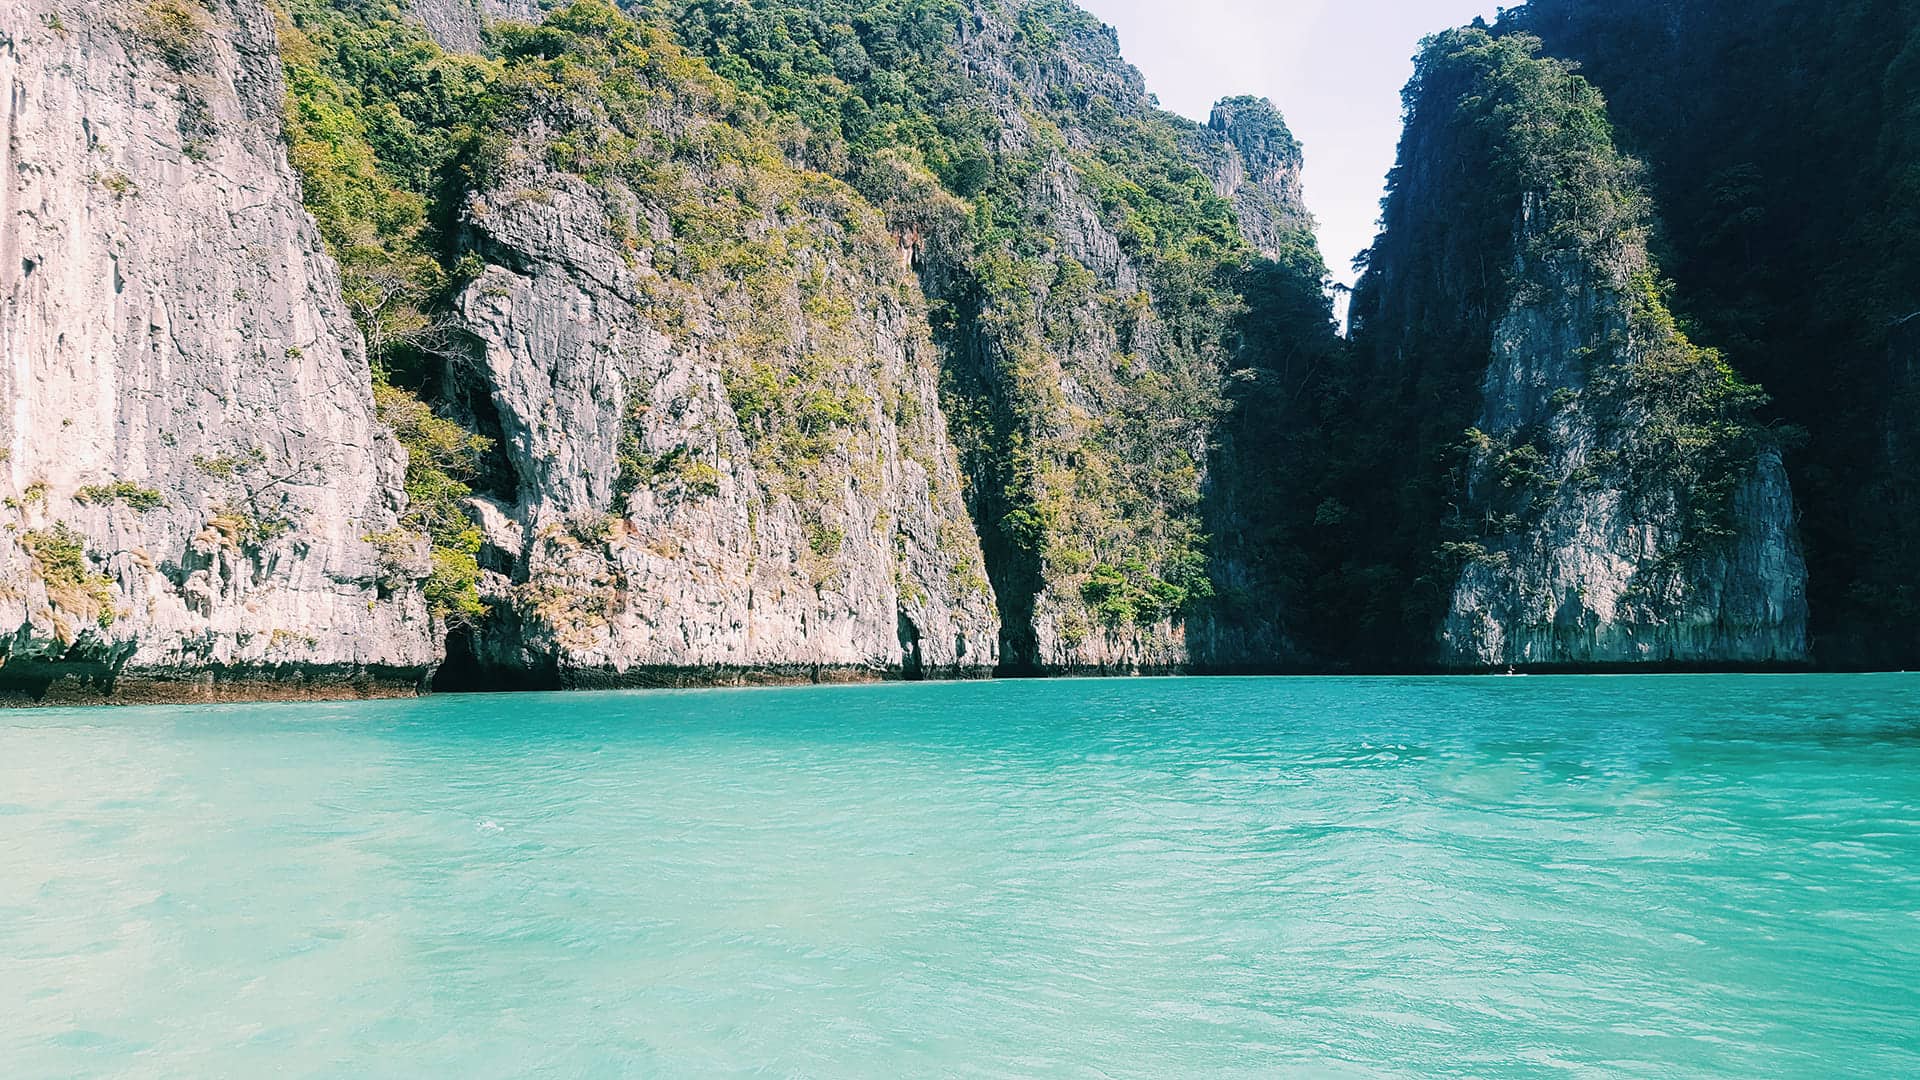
[1445,449,1806,667]
[952,152,1194,676]
[411,0,542,52]
[1441,201,1807,666]
[411,0,487,53]
[0,0,1829,699]
[441,138,998,686]
[893,3,1321,675]
[1504,1,1920,669]
[1349,27,1808,670]
[1186,98,1326,670]
[0,0,437,702]
[1200,96,1311,263]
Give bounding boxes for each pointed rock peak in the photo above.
[1209,96,1301,167]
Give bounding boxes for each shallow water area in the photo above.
[4,675,1919,1077]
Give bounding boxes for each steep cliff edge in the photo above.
[0,0,437,701]
[939,5,1328,673]
[1,0,1833,699]
[1345,28,1806,668]
[449,53,1000,685]
[661,0,1334,674]
[1502,0,1919,668]
[279,0,998,686]
[1197,96,1311,264]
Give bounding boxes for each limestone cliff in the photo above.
[1348,28,1807,669]
[283,0,1331,682]
[0,0,1339,697]
[1440,194,1807,667]
[0,0,437,701]
[410,0,540,53]
[1198,96,1311,264]
[0,0,1831,699]
[443,166,998,684]
[418,11,998,686]
[1509,0,1920,670]
[846,1,1324,674]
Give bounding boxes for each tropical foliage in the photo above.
[1510,0,1920,662]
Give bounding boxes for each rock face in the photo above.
[411,0,542,52]
[411,0,488,53]
[1444,451,1806,667]
[936,145,1197,676]
[1441,200,1807,667]
[8,0,1827,701]
[1349,28,1808,670]
[440,113,998,685]
[0,0,437,701]
[1200,96,1311,263]
[888,1,1322,674]
[1509,0,1920,671]
[1186,99,1328,672]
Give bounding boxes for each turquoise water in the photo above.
[3,677,1918,1078]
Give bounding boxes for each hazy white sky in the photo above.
[1075,0,1502,288]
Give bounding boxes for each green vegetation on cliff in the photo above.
[280,0,991,619]
[657,0,1324,664]
[277,0,500,362]
[1509,0,1920,665]
[278,0,1337,668]
[645,0,994,193]
[490,0,911,530]
[276,0,500,622]
[21,525,117,633]
[1274,26,1776,666]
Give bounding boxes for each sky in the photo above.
[1075,0,1503,291]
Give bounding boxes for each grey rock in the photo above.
[0,0,437,700]
[922,3,1318,674]
[411,0,486,53]
[1202,96,1312,262]
[447,152,999,683]
[1440,196,1809,668]
[412,0,545,53]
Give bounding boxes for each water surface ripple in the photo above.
[3,676,1918,1077]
